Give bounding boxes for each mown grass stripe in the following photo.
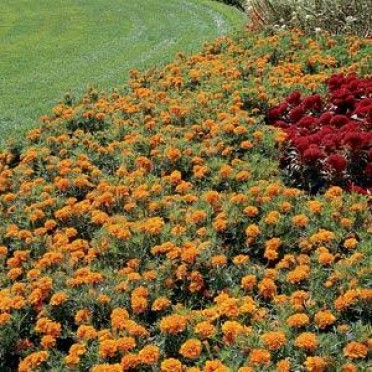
[0,0,245,148]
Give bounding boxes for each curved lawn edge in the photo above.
[0,0,246,149]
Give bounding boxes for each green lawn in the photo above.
[0,0,245,148]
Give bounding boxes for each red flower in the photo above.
[286,90,302,105]
[302,94,322,112]
[347,185,369,195]
[368,149,372,161]
[365,163,372,178]
[343,132,365,150]
[327,154,347,172]
[268,103,288,120]
[267,73,372,193]
[289,106,305,123]
[297,116,317,129]
[303,145,324,163]
[294,137,310,153]
[319,112,333,125]
[327,74,344,91]
[330,115,349,128]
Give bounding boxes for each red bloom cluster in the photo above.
[268,73,372,194]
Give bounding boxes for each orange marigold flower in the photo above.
[121,353,140,371]
[314,310,336,329]
[0,245,8,257]
[219,298,240,318]
[307,200,323,214]
[131,295,148,314]
[190,210,207,224]
[194,321,216,340]
[161,358,183,372]
[18,351,48,372]
[91,363,122,372]
[292,214,309,228]
[34,317,62,337]
[219,164,233,179]
[99,339,118,359]
[249,348,271,365]
[0,313,11,325]
[343,238,358,250]
[238,368,254,372]
[264,211,280,225]
[169,170,182,185]
[76,325,97,341]
[317,250,335,266]
[279,201,292,213]
[40,335,56,349]
[75,309,91,325]
[144,217,165,235]
[7,268,23,281]
[65,353,80,367]
[276,358,291,372]
[261,331,287,351]
[294,332,318,352]
[159,314,188,335]
[235,170,250,182]
[49,292,68,306]
[241,274,256,291]
[287,313,310,328]
[287,265,310,284]
[204,360,230,372]
[325,186,343,199]
[203,190,220,204]
[341,363,358,372]
[264,248,278,261]
[179,338,202,359]
[245,224,260,238]
[116,337,136,352]
[243,206,259,217]
[95,112,105,120]
[222,321,244,344]
[166,147,182,162]
[309,229,335,245]
[97,294,111,304]
[152,297,171,311]
[334,290,359,312]
[111,308,129,330]
[304,356,327,372]
[212,218,228,232]
[97,329,112,341]
[211,254,227,267]
[233,254,249,266]
[138,344,160,365]
[343,341,368,359]
[258,278,277,299]
[265,237,281,251]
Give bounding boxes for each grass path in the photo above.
[0,0,245,147]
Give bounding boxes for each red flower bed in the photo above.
[267,73,372,194]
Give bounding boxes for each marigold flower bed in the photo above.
[0,30,371,371]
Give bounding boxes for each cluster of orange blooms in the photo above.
[0,30,371,370]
